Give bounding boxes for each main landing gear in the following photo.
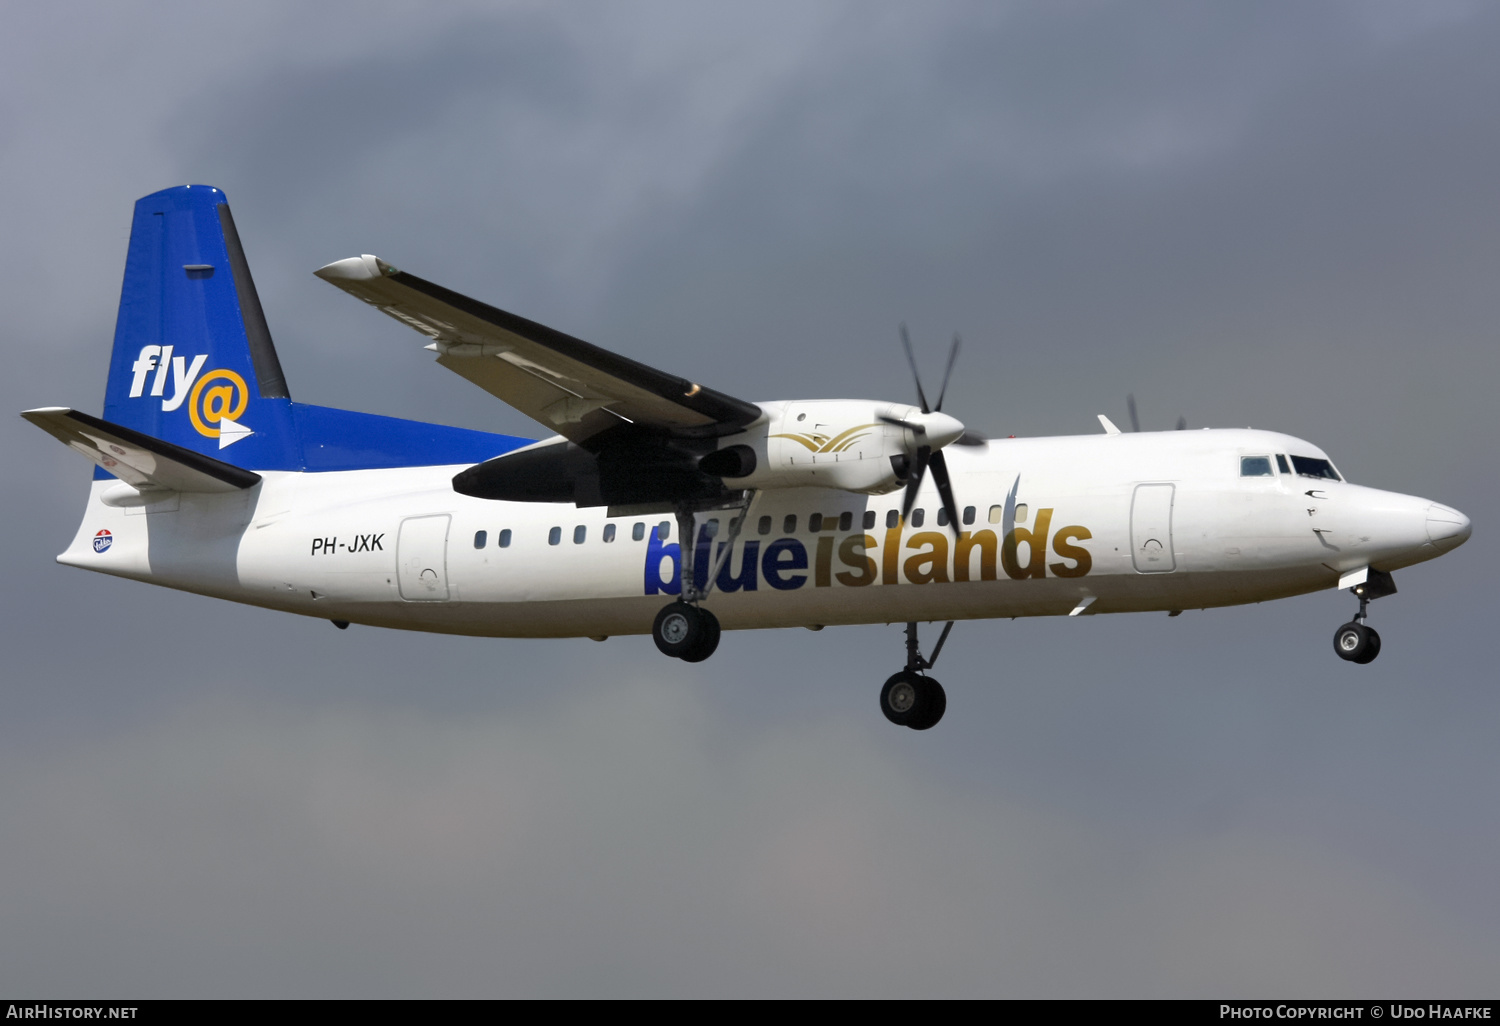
[880,620,953,731]
[653,602,721,662]
[651,493,755,665]
[1333,569,1396,664]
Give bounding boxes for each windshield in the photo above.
[1290,455,1341,481]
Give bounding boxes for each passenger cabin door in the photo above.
[397,514,451,601]
[1131,484,1176,573]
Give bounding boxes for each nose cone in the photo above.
[1426,503,1472,552]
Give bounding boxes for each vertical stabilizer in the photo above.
[101,185,301,470]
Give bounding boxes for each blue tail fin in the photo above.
[101,185,302,470]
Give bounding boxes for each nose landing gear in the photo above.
[1333,621,1380,663]
[880,621,953,730]
[1332,569,1395,664]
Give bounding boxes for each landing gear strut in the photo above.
[1333,569,1394,664]
[880,620,952,730]
[650,492,755,664]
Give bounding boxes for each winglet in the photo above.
[1097,414,1122,435]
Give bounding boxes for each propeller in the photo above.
[1125,393,1187,432]
[879,325,966,535]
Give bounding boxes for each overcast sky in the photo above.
[2,1,1497,997]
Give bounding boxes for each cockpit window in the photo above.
[1290,455,1341,481]
[1240,456,1274,477]
[1276,454,1291,474]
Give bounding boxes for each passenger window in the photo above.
[473,530,487,549]
[705,518,719,538]
[988,505,1003,524]
[809,513,823,532]
[936,508,949,527]
[632,522,645,542]
[783,514,797,534]
[548,527,561,546]
[863,510,877,530]
[1240,456,1274,477]
[499,529,512,548]
[887,509,900,529]
[758,515,772,535]
[603,524,616,543]
[574,525,586,544]
[839,511,853,532]
[1015,504,1028,524]
[1291,455,1341,481]
[657,521,670,541]
[911,509,925,528]
[963,506,975,526]
[1276,454,1291,475]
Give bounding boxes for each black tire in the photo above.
[679,608,722,663]
[909,678,947,731]
[1333,622,1372,662]
[1353,627,1382,664]
[653,602,704,659]
[880,670,927,727]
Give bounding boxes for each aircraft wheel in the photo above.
[679,608,721,663]
[1333,622,1375,663]
[880,670,928,727]
[1353,627,1382,664]
[653,602,707,659]
[908,678,946,731]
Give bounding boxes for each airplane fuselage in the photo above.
[60,425,1465,639]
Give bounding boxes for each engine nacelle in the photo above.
[714,399,922,495]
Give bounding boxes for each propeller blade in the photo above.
[900,445,930,522]
[929,449,962,537]
[1176,415,1187,431]
[1126,393,1141,433]
[953,430,988,446]
[878,412,925,435]
[1001,473,1020,540]
[899,324,931,414]
[934,333,961,412]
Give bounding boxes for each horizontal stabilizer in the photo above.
[22,407,261,493]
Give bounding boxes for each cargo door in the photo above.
[397,514,451,600]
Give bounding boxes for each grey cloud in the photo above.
[3,682,1496,997]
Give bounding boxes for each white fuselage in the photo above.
[59,427,1463,638]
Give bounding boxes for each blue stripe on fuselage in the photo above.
[93,402,534,478]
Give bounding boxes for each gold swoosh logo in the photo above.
[771,423,878,454]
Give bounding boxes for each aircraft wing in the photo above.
[314,255,762,446]
[22,408,262,492]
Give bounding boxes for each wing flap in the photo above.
[22,407,261,492]
[315,255,761,444]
